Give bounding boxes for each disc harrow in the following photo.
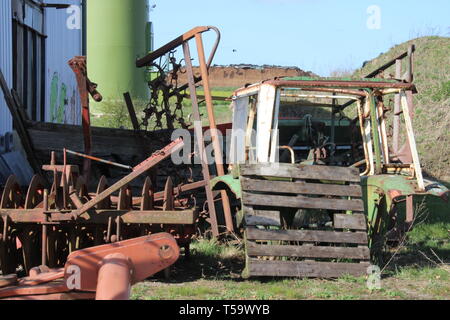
[0,138,199,276]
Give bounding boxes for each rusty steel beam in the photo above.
[126,180,207,206]
[195,32,234,233]
[136,26,221,101]
[365,45,415,79]
[136,26,209,67]
[183,42,220,237]
[154,180,207,200]
[136,26,221,68]
[68,57,100,181]
[264,79,416,90]
[339,45,416,111]
[0,209,196,225]
[73,138,184,218]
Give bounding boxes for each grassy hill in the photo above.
[353,36,450,180]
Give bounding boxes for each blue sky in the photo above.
[150,0,449,76]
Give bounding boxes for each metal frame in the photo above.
[136,26,234,236]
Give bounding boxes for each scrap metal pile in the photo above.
[0,26,234,299]
[1,24,448,300]
[0,233,179,300]
[0,139,196,276]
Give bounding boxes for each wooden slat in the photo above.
[248,260,370,278]
[247,242,370,260]
[245,211,281,227]
[242,192,364,212]
[246,228,368,245]
[26,121,174,165]
[244,206,279,217]
[240,163,361,182]
[241,177,362,197]
[334,214,367,231]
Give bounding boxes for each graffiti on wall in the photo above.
[49,72,79,124]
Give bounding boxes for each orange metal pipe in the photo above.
[95,253,132,300]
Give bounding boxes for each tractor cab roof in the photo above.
[233,76,417,99]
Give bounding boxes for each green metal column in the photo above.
[87,0,149,104]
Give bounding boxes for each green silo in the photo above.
[87,0,150,105]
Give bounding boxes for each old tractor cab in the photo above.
[212,57,449,278]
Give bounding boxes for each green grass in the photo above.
[131,264,449,300]
[130,187,449,301]
[90,87,235,129]
[131,215,450,301]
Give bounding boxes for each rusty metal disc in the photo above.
[0,175,24,209]
[0,176,22,275]
[140,176,154,211]
[95,176,111,209]
[24,175,46,209]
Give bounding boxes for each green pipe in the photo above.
[87,0,150,104]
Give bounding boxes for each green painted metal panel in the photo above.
[210,174,242,199]
[87,0,149,104]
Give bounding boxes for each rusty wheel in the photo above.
[20,175,47,274]
[0,176,23,275]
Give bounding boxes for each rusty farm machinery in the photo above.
[0,25,449,300]
[211,46,449,278]
[0,138,196,274]
[0,26,233,299]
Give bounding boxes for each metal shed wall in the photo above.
[0,0,13,136]
[45,0,83,125]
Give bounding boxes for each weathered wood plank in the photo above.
[241,177,363,197]
[240,163,361,182]
[247,242,370,260]
[256,84,277,163]
[26,121,174,161]
[248,260,370,278]
[246,228,368,245]
[334,214,367,231]
[243,206,279,217]
[242,192,364,212]
[245,211,281,227]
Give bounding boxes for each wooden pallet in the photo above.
[240,163,370,278]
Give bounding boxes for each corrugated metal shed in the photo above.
[0,0,13,136]
[45,0,83,125]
